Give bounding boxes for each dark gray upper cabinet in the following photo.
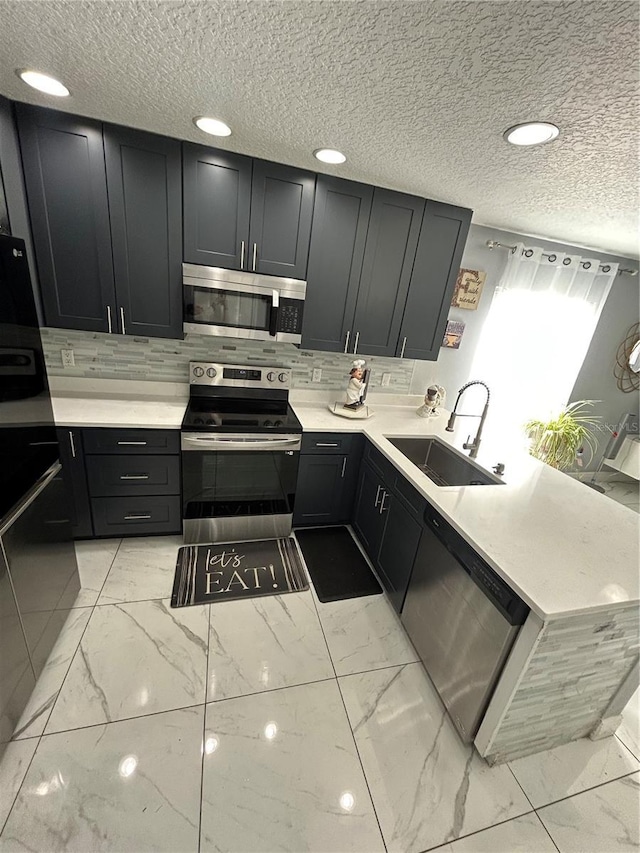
[302,175,373,352]
[182,143,252,269]
[16,104,116,332]
[397,200,472,360]
[352,188,425,357]
[249,160,315,279]
[105,126,182,339]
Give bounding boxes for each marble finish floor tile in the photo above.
[208,591,334,702]
[436,812,557,853]
[1,706,203,852]
[339,662,531,853]
[314,592,419,676]
[617,687,640,761]
[12,608,92,741]
[72,538,121,607]
[0,739,38,832]
[537,772,640,852]
[97,536,182,605]
[45,599,208,733]
[200,680,385,852]
[509,732,640,808]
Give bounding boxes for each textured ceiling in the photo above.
[0,0,638,258]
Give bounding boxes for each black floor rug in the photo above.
[295,526,382,603]
[171,537,308,607]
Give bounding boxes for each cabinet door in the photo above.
[293,455,345,525]
[183,143,252,269]
[249,160,315,279]
[377,496,423,613]
[398,200,472,360]
[302,176,373,351]
[352,188,424,356]
[56,428,93,538]
[353,463,386,562]
[104,126,182,339]
[16,105,116,332]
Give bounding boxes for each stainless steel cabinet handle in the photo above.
[124,514,151,520]
[400,336,407,358]
[69,430,76,458]
[120,474,149,480]
[341,457,347,478]
[117,441,147,446]
[374,484,383,507]
[120,307,126,334]
[252,243,257,271]
[107,305,113,333]
[353,331,360,355]
[316,443,339,447]
[240,240,245,269]
[379,490,389,514]
[343,330,351,354]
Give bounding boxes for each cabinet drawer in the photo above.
[364,441,396,484]
[83,429,179,455]
[301,432,356,455]
[91,496,181,537]
[86,455,180,497]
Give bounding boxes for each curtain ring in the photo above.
[548,254,556,262]
[563,258,572,265]
[524,249,534,258]
[583,261,592,269]
[602,265,611,272]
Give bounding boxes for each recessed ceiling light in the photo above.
[313,148,347,164]
[504,122,560,146]
[17,70,70,97]
[194,116,232,137]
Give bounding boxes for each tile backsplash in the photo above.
[41,328,417,394]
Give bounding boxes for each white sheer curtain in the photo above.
[471,244,618,447]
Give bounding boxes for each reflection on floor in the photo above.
[0,535,638,852]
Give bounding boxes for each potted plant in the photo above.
[525,400,601,470]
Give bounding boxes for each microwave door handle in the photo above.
[269,290,280,337]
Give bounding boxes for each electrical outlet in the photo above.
[61,349,75,368]
[312,368,322,383]
[381,372,391,387]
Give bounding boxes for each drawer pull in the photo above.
[341,457,347,478]
[117,441,147,446]
[124,514,151,520]
[119,474,150,480]
[316,442,339,447]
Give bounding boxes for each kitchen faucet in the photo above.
[445,380,491,459]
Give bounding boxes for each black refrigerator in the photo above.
[0,233,80,749]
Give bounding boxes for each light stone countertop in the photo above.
[48,382,640,622]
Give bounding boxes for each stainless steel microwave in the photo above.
[183,264,306,344]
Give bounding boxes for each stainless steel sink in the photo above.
[386,437,504,486]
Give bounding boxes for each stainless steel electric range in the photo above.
[181,361,302,545]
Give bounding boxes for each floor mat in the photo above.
[295,526,382,603]
[171,537,308,607]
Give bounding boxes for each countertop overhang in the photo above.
[48,384,640,622]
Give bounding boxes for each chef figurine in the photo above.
[344,359,367,409]
[417,384,445,417]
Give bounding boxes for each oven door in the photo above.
[181,433,301,544]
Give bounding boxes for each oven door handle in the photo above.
[269,290,280,337]
[181,434,301,452]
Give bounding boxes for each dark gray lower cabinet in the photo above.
[294,433,363,526]
[57,428,93,539]
[105,126,182,339]
[353,444,426,612]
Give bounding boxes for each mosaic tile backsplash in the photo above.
[41,328,417,393]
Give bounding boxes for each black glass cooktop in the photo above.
[181,397,302,433]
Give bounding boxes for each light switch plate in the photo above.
[312,368,322,382]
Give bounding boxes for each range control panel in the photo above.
[189,362,292,388]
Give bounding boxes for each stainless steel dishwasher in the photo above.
[401,505,529,743]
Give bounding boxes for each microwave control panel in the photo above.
[278,299,304,335]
